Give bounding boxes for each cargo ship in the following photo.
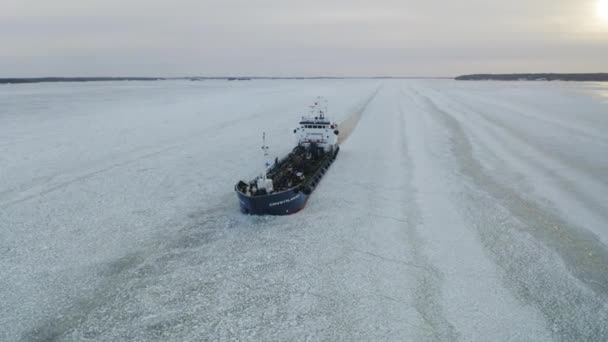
[235,97,339,215]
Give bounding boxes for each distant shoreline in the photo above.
[0,76,451,85]
[455,73,608,81]
[3,75,607,84]
[0,77,165,84]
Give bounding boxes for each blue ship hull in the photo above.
[235,186,310,215]
[235,146,339,215]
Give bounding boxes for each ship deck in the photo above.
[236,144,336,197]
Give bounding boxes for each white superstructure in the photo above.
[293,97,339,152]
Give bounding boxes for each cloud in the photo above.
[1,0,606,76]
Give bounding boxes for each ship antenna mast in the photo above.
[261,132,270,181]
[314,96,327,119]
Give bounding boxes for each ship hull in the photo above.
[235,186,309,215]
[235,146,339,215]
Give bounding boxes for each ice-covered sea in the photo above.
[1,79,607,341]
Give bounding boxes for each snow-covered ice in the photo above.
[1,79,607,341]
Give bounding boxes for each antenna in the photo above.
[261,132,270,180]
[262,132,269,157]
[315,96,327,119]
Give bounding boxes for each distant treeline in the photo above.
[455,73,608,81]
[0,77,165,84]
[1,76,453,85]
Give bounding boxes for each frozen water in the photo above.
[1,79,607,341]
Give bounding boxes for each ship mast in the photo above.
[311,96,328,120]
[319,96,327,119]
[261,132,270,180]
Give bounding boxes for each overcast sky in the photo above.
[2,0,607,77]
